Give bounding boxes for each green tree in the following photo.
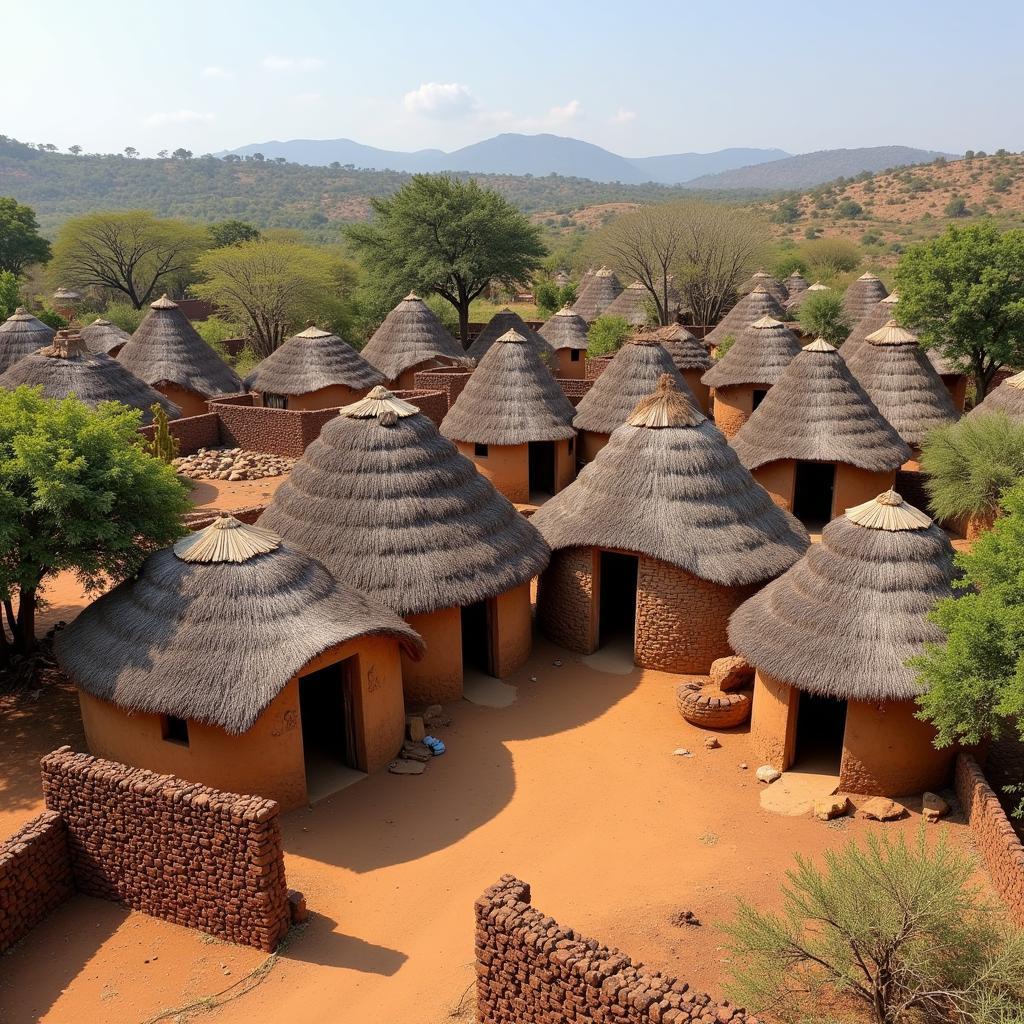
[100,300,145,334]
[724,830,1024,1024]
[0,197,51,276]
[772,254,808,279]
[209,220,261,247]
[835,198,864,218]
[895,222,1024,397]
[587,315,631,356]
[0,388,191,659]
[534,278,562,316]
[799,289,851,345]
[51,211,208,309]
[347,174,546,345]
[771,197,800,224]
[0,270,20,319]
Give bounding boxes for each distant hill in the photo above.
[684,147,958,191]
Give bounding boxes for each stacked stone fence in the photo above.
[586,356,615,379]
[557,377,596,406]
[476,876,754,1024]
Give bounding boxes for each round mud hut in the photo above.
[55,516,424,810]
[729,490,957,796]
[654,325,713,414]
[466,308,553,364]
[700,316,801,438]
[0,307,55,374]
[117,295,242,416]
[739,271,788,304]
[0,328,181,423]
[533,376,809,673]
[705,285,787,349]
[784,272,809,299]
[360,293,469,389]
[842,272,889,326]
[603,281,653,327]
[572,266,623,322]
[259,387,550,703]
[80,318,131,356]
[538,306,589,379]
[967,370,1024,422]
[731,339,910,525]
[244,325,384,410]
[783,281,829,318]
[441,329,577,503]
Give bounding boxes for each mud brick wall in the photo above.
[557,377,595,406]
[41,748,291,951]
[537,548,598,654]
[475,876,753,1024]
[0,811,74,953]
[414,367,474,410]
[396,388,447,427]
[586,356,614,379]
[139,411,221,456]
[213,402,330,458]
[955,754,1024,926]
[208,392,256,408]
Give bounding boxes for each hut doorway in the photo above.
[461,599,496,676]
[299,656,363,801]
[598,551,638,651]
[528,441,556,499]
[794,692,847,774]
[792,461,835,526]
[752,388,768,411]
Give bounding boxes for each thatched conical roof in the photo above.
[728,490,955,701]
[80,318,131,355]
[845,320,959,446]
[706,286,787,346]
[731,339,911,471]
[55,516,423,734]
[0,307,55,374]
[784,281,829,315]
[466,308,553,362]
[573,337,694,434]
[602,281,653,327]
[839,292,897,364]
[967,371,1024,422]
[361,293,468,380]
[441,330,575,445]
[654,325,713,372]
[0,329,181,423]
[244,325,384,397]
[538,306,589,351]
[842,272,889,325]
[532,376,808,586]
[739,271,788,304]
[701,316,801,389]
[784,272,809,298]
[572,266,623,322]
[258,387,550,617]
[117,295,241,397]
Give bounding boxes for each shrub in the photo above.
[587,315,631,357]
[772,254,808,279]
[771,198,800,224]
[424,294,460,336]
[835,199,863,219]
[993,174,1013,193]
[945,196,970,218]
[0,270,20,319]
[534,278,561,316]
[101,301,145,334]
[801,237,861,277]
[713,335,735,359]
[797,289,851,345]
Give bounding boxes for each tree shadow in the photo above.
[283,912,406,975]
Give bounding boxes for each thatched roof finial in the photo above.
[43,328,88,359]
[627,373,705,429]
[339,385,419,421]
[150,293,178,309]
[173,516,282,564]
[496,328,526,345]
[1007,371,1024,391]
[865,319,918,346]
[403,291,420,301]
[844,490,933,531]
[805,337,837,353]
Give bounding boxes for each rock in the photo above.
[739,762,748,770]
[860,797,907,821]
[388,759,425,775]
[401,741,431,763]
[755,765,781,784]
[405,715,425,742]
[553,660,562,667]
[704,737,721,750]
[814,796,851,821]
[922,792,950,822]
[672,748,693,757]
[669,910,701,928]
[709,655,754,692]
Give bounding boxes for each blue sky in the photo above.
[8,0,1023,158]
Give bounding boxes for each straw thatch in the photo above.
[653,325,713,372]
[845,321,959,446]
[572,266,623,321]
[728,490,955,701]
[602,281,653,327]
[784,272,809,298]
[361,293,469,380]
[80,318,131,355]
[52,287,80,303]
[701,316,801,389]
[441,330,575,445]
[967,371,1024,421]
[731,339,911,471]
[466,308,553,362]
[538,306,589,351]
[705,286,787,346]
[739,271,788,304]
[55,516,423,734]
[838,292,897,364]
[532,376,808,586]
[783,281,829,315]
[118,295,242,397]
[572,337,694,434]
[842,272,889,325]
[244,325,384,397]
[0,308,55,374]
[258,387,550,617]
[0,329,181,423]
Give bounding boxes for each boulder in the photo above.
[814,796,851,821]
[388,759,425,775]
[704,736,721,750]
[922,792,950,822]
[755,765,781,784]
[709,655,754,692]
[859,797,907,821]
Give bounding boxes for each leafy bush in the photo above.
[587,315,631,357]
[101,301,145,334]
[0,270,20,319]
[835,199,863,219]
[534,278,561,315]
[423,294,460,336]
[771,198,800,224]
[945,196,970,218]
[713,335,735,359]
[772,254,808,279]
[797,289,850,345]
[800,237,862,277]
[993,174,1013,193]
[34,307,67,330]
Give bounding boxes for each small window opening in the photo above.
[474,442,489,457]
[161,715,190,746]
[570,349,581,362]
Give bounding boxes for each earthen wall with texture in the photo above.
[414,367,474,410]
[537,547,599,654]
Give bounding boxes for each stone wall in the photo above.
[0,811,75,954]
[41,747,292,951]
[558,377,596,406]
[955,753,1024,926]
[537,548,599,654]
[475,876,754,1024]
[139,411,221,455]
[585,356,614,379]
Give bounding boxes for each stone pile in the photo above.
[172,447,295,481]
[390,706,451,775]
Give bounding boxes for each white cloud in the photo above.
[293,92,322,104]
[201,66,232,79]
[262,55,325,72]
[548,99,582,125]
[610,106,636,125]
[403,82,477,119]
[144,110,215,126]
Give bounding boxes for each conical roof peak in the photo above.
[627,374,705,428]
[751,315,783,329]
[339,385,419,421]
[1007,371,1024,390]
[845,490,932,531]
[805,338,837,352]
[497,328,525,344]
[150,293,178,309]
[295,325,333,338]
[174,516,282,564]
[865,320,918,346]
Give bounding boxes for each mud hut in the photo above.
[730,490,957,796]
[783,281,829,317]
[467,308,553,363]
[538,306,589,378]
[731,339,910,525]
[705,285,786,348]
[603,281,653,327]
[51,287,81,320]
[700,316,801,438]
[117,295,241,416]
[923,342,970,413]
[967,370,1024,422]
[842,272,889,325]
[55,516,424,810]
[572,266,623,322]
[80,318,131,356]
[361,293,469,389]
[572,336,693,462]
[0,307,55,374]
[533,376,808,672]
[259,387,550,703]
[784,272,808,299]
[244,325,384,410]
[441,329,577,503]
[739,271,788,305]
[0,328,181,424]
[655,325,713,414]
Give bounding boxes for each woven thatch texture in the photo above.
[361,294,468,379]
[80,319,131,355]
[572,267,623,322]
[0,308,55,374]
[441,331,575,445]
[572,339,693,434]
[739,272,788,304]
[784,281,829,315]
[602,281,652,327]
[842,273,889,325]
[967,371,1024,421]
[538,307,589,351]
[838,295,894,364]
[705,286,786,346]
[55,520,423,734]
[654,326,713,372]
[118,296,242,396]
[244,326,384,396]
[784,272,809,298]
[466,309,553,362]
[728,495,955,700]
[259,404,550,617]
[701,317,801,388]
[731,340,911,471]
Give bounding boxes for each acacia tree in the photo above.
[347,175,546,346]
[0,197,51,276]
[51,210,208,308]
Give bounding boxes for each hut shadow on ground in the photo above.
[282,912,407,975]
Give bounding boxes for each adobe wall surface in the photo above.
[832,465,896,518]
[393,360,464,392]
[578,430,609,464]
[41,747,291,951]
[944,374,968,412]
[537,547,599,654]
[475,876,754,1024]
[585,356,614,379]
[158,381,212,418]
[414,367,474,409]
[139,411,221,455]
[492,583,533,678]
[458,441,530,503]
[284,383,363,411]
[750,460,795,511]
[558,377,595,406]
[709,385,754,439]
[554,348,586,380]
[215,402,330,458]
[396,388,447,428]
[681,370,710,415]
[0,811,74,954]
[749,671,798,771]
[555,438,576,493]
[402,606,464,704]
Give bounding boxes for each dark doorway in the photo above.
[263,392,287,409]
[461,600,495,676]
[598,551,638,649]
[794,692,847,773]
[752,388,768,410]
[792,460,836,525]
[299,656,360,791]
[528,441,556,498]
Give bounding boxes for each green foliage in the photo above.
[232,346,261,378]
[145,404,179,464]
[34,307,67,330]
[423,294,460,336]
[100,300,144,334]
[587,315,631,356]
[835,198,863,219]
[0,196,51,275]
[800,237,862,278]
[534,279,578,316]
[208,220,261,247]
[993,174,1013,194]
[772,254,808,279]
[803,226,820,240]
[771,197,800,224]
[0,270,20,319]
[724,829,1024,1024]
[193,317,244,361]
[945,196,970,218]
[714,335,735,359]
[798,289,851,345]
